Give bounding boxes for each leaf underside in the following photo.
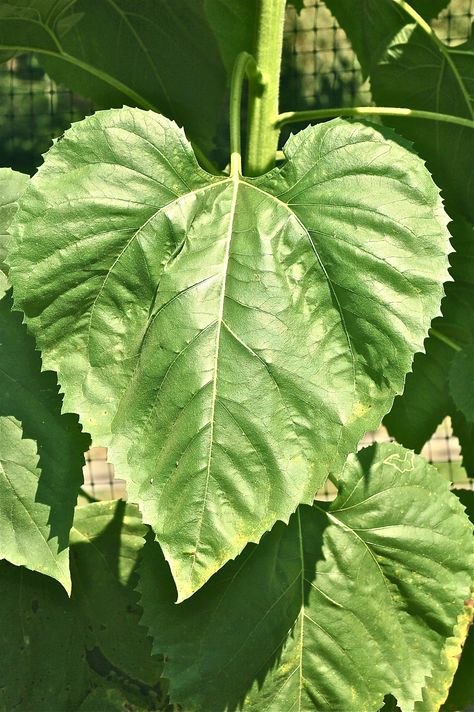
[9,109,449,599]
[138,442,474,712]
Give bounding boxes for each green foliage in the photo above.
[0,167,28,278]
[0,501,163,712]
[9,109,450,600]
[0,166,89,589]
[440,490,474,712]
[139,443,474,712]
[385,209,474,474]
[0,0,258,162]
[324,0,450,77]
[0,2,473,709]
[449,346,474,422]
[370,26,473,221]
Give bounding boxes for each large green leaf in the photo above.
[138,443,474,712]
[324,0,449,77]
[0,0,257,161]
[0,166,88,590]
[9,109,450,599]
[0,501,162,711]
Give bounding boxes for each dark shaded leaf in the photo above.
[139,443,474,712]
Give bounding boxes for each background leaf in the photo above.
[369,25,473,221]
[0,0,258,162]
[70,500,161,687]
[0,501,162,711]
[0,560,88,711]
[0,167,29,282]
[324,0,450,77]
[449,346,474,423]
[0,415,71,589]
[138,443,474,712]
[9,109,450,600]
[385,217,474,474]
[440,490,474,712]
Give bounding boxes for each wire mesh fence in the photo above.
[0,0,472,499]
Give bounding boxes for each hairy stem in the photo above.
[276,106,474,130]
[246,0,287,176]
[229,52,261,177]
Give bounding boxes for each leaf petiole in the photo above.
[276,106,474,130]
[229,52,261,177]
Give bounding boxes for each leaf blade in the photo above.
[9,110,450,599]
[138,443,474,712]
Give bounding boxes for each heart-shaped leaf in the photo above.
[138,443,474,712]
[9,109,450,599]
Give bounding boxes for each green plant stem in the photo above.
[276,106,474,130]
[229,52,260,177]
[430,328,462,353]
[392,0,474,119]
[245,0,287,176]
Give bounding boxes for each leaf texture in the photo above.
[9,109,450,599]
[138,443,474,712]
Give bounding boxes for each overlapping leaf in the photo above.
[138,443,474,712]
[324,0,450,77]
[440,490,474,712]
[70,500,161,687]
[385,218,474,474]
[0,167,89,589]
[9,109,450,599]
[370,25,474,221]
[0,501,162,711]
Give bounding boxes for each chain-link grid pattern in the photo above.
[0,1,472,499]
